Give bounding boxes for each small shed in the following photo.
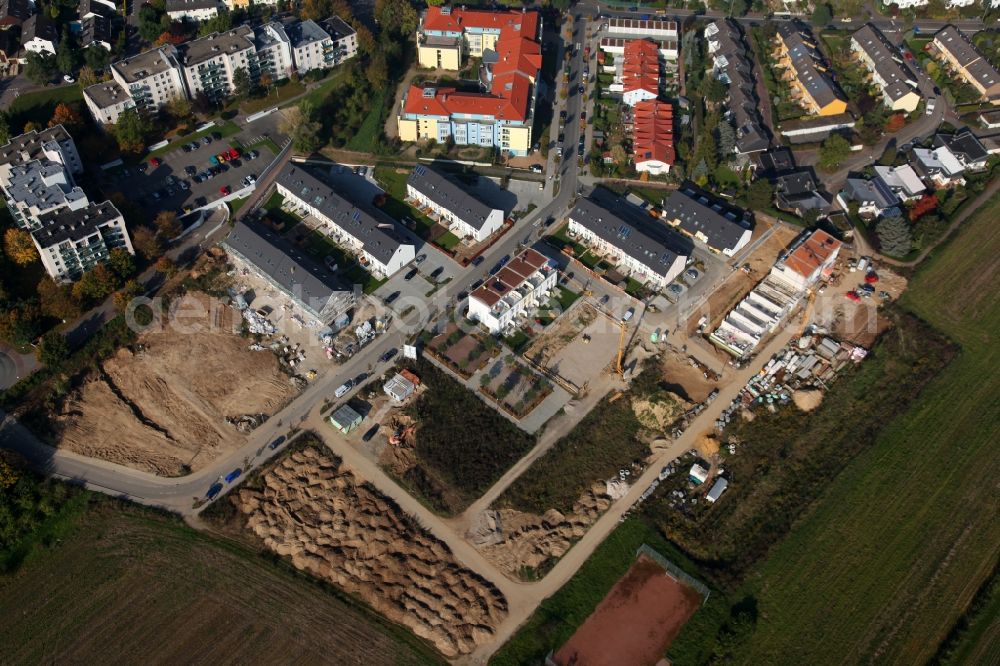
[706,477,729,503]
[689,463,709,485]
[329,404,363,434]
[384,372,417,402]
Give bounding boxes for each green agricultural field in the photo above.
[736,192,1000,664]
[0,496,443,665]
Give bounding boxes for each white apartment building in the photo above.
[110,45,187,115]
[276,165,415,277]
[568,192,688,290]
[406,165,504,243]
[467,247,557,334]
[31,201,134,281]
[83,81,136,125]
[181,27,258,103]
[254,22,294,82]
[0,127,86,230]
[769,228,842,293]
[320,16,358,65]
[165,0,220,21]
[285,19,334,74]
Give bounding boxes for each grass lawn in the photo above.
[228,196,249,215]
[435,231,461,250]
[490,517,730,666]
[287,67,350,110]
[8,84,82,130]
[239,80,306,114]
[737,192,1000,663]
[0,495,443,665]
[263,191,303,231]
[554,285,580,311]
[373,166,441,237]
[239,134,282,156]
[345,90,387,153]
[301,229,385,294]
[505,329,531,353]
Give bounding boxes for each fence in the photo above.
[636,543,710,604]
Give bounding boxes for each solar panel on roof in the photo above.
[351,210,361,221]
[414,165,426,176]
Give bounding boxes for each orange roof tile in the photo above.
[632,100,674,166]
[622,39,660,96]
[782,229,842,279]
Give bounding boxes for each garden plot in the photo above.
[424,324,498,379]
[479,355,554,419]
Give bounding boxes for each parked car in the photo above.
[380,348,398,363]
[335,380,354,398]
[178,180,189,190]
[686,268,699,280]
[206,482,224,499]
[268,436,286,450]
[181,143,191,153]
[219,185,231,195]
[324,255,338,271]
[385,291,400,304]
[202,136,212,145]
[224,468,242,483]
[622,307,635,322]
[149,157,161,167]
[63,74,75,83]
[601,294,610,304]
[472,255,485,266]
[247,150,259,160]
[529,164,543,173]
[362,425,380,442]
[227,148,239,160]
[415,253,426,264]
[185,165,197,176]
[430,266,444,279]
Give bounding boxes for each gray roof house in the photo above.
[837,177,900,218]
[406,165,504,242]
[662,185,754,256]
[774,170,833,217]
[934,129,990,171]
[222,220,355,322]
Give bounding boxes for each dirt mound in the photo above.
[238,447,508,658]
[54,293,296,476]
[696,432,720,457]
[661,350,718,402]
[633,391,691,431]
[473,485,612,579]
[793,389,824,412]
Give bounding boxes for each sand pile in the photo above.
[793,389,824,412]
[472,485,611,579]
[633,390,691,432]
[55,294,295,476]
[238,448,508,657]
[696,432,720,457]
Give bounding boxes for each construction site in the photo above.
[52,293,299,477]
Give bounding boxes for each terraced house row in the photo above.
[931,25,1000,105]
[84,17,357,125]
[773,20,847,117]
[704,19,769,155]
[398,6,542,156]
[850,23,921,113]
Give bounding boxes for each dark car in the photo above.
[457,290,469,300]
[268,435,286,450]
[211,132,222,140]
[355,372,369,384]
[194,196,207,207]
[385,291,400,304]
[224,468,242,483]
[430,266,444,279]
[181,143,191,153]
[206,482,224,499]
[404,267,418,280]
[185,165,197,176]
[472,255,485,266]
[380,348,398,363]
[362,425,380,442]
[470,279,484,290]
[202,136,212,145]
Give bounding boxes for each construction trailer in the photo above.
[329,404,363,434]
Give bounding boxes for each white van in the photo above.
[622,307,635,323]
[335,380,353,398]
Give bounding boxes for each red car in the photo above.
[227,148,239,160]
[845,291,861,302]
[149,157,161,167]
[219,185,231,195]
[864,273,879,284]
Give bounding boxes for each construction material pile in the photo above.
[243,308,276,335]
[238,448,508,657]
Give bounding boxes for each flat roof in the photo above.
[0,126,74,168]
[407,164,501,230]
[285,18,330,48]
[182,26,254,66]
[83,81,130,109]
[111,45,179,83]
[470,247,549,308]
[32,201,122,248]
[165,0,219,12]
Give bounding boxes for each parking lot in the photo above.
[101,125,281,216]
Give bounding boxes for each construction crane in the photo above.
[796,290,817,337]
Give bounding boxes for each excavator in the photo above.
[388,417,415,447]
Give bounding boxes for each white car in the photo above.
[925,100,936,116]
[622,307,635,323]
[334,380,353,398]
[63,74,75,83]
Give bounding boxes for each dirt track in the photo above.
[54,294,295,476]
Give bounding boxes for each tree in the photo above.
[4,228,37,265]
[375,0,418,37]
[299,0,332,20]
[138,4,167,42]
[875,214,913,257]
[907,193,938,222]
[154,211,181,239]
[56,29,81,75]
[746,178,774,211]
[817,134,851,171]
[0,110,10,145]
[0,305,40,347]
[610,143,628,168]
[811,2,832,26]
[154,256,177,276]
[112,279,142,312]
[259,72,273,91]
[716,120,736,158]
[197,10,233,37]
[353,23,375,55]
[38,278,81,320]
[112,108,151,154]
[48,102,84,131]
[365,52,388,89]
[77,64,99,88]
[37,331,69,366]
[72,264,120,301]
[131,226,163,261]
[23,52,57,85]
[885,113,906,132]
[703,76,728,104]
[83,45,110,72]
[232,66,253,100]
[166,94,192,122]
[281,103,322,153]
[154,30,186,46]
[107,248,136,279]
